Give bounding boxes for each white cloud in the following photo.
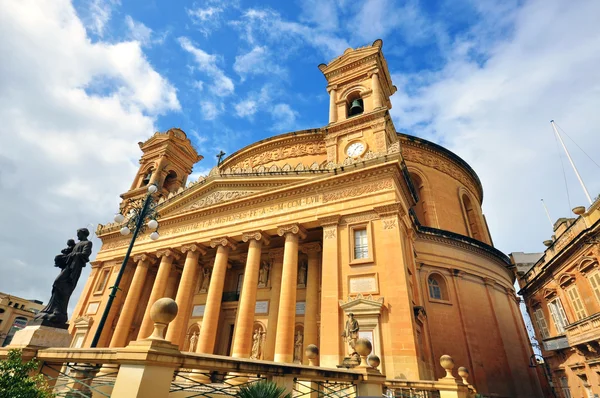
[201,101,223,120]
[85,0,120,36]
[233,46,287,80]
[390,0,600,253]
[0,0,179,303]
[234,99,258,118]
[271,103,298,131]
[178,37,235,97]
[125,15,152,46]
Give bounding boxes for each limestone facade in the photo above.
[516,201,600,398]
[70,40,542,397]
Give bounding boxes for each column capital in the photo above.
[210,236,237,250]
[180,243,207,256]
[300,242,322,255]
[90,260,103,269]
[156,249,181,261]
[326,84,338,93]
[133,253,154,263]
[242,231,271,246]
[268,248,285,260]
[367,69,380,78]
[318,215,341,226]
[373,203,405,218]
[277,224,307,239]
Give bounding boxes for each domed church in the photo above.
[72,40,543,397]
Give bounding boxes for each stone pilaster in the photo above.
[110,254,153,348]
[232,231,270,358]
[328,85,338,123]
[165,244,206,345]
[196,237,237,354]
[274,224,307,363]
[300,242,321,365]
[370,70,382,109]
[318,215,341,367]
[138,249,180,340]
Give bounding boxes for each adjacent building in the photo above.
[70,40,543,397]
[0,293,44,346]
[516,201,600,398]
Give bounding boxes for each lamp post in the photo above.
[90,184,160,348]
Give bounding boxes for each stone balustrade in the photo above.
[565,312,600,347]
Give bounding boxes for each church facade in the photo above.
[71,40,543,397]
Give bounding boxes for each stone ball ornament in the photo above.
[305,344,319,366]
[355,338,372,367]
[148,297,178,340]
[440,354,455,378]
[367,354,380,369]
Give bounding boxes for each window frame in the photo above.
[426,272,451,304]
[566,285,587,320]
[93,267,111,295]
[587,270,600,303]
[348,222,374,265]
[547,298,569,334]
[533,307,550,339]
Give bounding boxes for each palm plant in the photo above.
[236,380,292,398]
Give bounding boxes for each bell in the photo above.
[349,99,364,116]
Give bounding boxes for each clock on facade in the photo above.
[346,141,366,157]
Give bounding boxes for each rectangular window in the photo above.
[560,376,571,398]
[548,299,569,334]
[354,229,369,259]
[533,308,550,339]
[588,271,600,303]
[94,268,110,294]
[566,286,587,320]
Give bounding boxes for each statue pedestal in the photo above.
[8,325,72,348]
[337,355,360,368]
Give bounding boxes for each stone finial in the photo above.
[367,354,380,369]
[440,355,455,379]
[355,338,373,368]
[457,367,469,385]
[305,344,319,366]
[148,298,178,341]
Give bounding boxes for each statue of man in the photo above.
[34,228,92,328]
[258,261,269,287]
[298,261,307,286]
[189,332,198,352]
[200,267,211,292]
[294,330,304,363]
[341,313,359,356]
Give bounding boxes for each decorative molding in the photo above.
[373,203,405,218]
[323,227,336,240]
[156,249,181,260]
[176,190,256,214]
[133,253,154,263]
[242,231,271,246]
[322,179,393,203]
[339,293,384,314]
[227,140,326,171]
[277,224,307,240]
[340,212,377,225]
[383,219,397,230]
[210,237,237,250]
[300,242,322,254]
[318,215,341,226]
[180,244,207,256]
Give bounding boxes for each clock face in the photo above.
[346,142,366,157]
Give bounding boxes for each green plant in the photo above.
[236,380,292,398]
[0,349,54,398]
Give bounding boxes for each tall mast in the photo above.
[551,120,593,205]
[541,199,554,228]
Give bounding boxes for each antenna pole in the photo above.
[551,120,593,205]
[541,199,554,229]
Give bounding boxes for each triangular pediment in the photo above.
[323,46,381,73]
[339,293,384,316]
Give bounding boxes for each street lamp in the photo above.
[90,183,160,348]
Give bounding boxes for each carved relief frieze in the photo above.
[383,219,397,230]
[228,141,326,170]
[176,190,256,214]
[340,212,377,225]
[323,179,393,203]
[323,227,337,240]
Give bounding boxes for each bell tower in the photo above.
[318,39,398,164]
[122,128,202,202]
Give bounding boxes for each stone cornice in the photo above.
[318,215,341,226]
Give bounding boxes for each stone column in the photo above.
[318,216,341,367]
[371,70,382,109]
[148,155,167,187]
[328,86,338,123]
[274,224,307,363]
[232,232,270,358]
[300,242,321,365]
[264,249,284,360]
[165,244,205,345]
[110,254,153,347]
[137,249,180,340]
[197,237,237,354]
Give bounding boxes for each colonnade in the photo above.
[106,223,329,364]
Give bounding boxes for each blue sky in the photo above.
[1,0,599,305]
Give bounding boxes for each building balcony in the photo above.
[542,335,570,351]
[565,312,600,347]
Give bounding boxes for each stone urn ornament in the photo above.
[440,354,455,379]
[367,354,380,369]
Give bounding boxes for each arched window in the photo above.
[410,172,429,226]
[141,168,153,186]
[163,170,178,192]
[427,274,449,301]
[346,92,364,118]
[462,193,483,240]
